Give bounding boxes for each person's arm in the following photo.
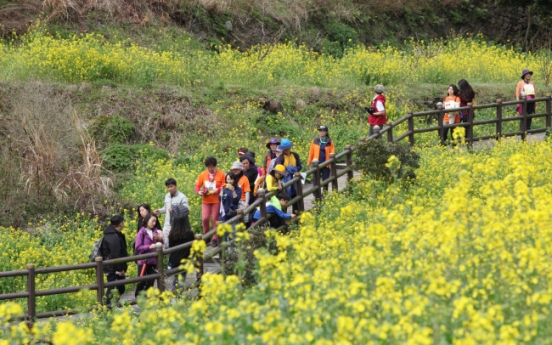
[295,153,302,172]
[307,142,314,166]
[266,175,278,191]
[373,100,385,116]
[180,194,189,208]
[516,81,522,100]
[135,232,149,253]
[244,192,250,205]
[195,175,205,195]
[267,205,292,220]
[157,195,168,214]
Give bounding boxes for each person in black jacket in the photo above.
[168,207,195,290]
[101,215,128,304]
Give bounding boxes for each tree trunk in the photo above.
[523,7,531,51]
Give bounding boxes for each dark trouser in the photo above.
[520,104,535,131]
[369,124,382,139]
[135,264,156,298]
[321,167,330,191]
[105,273,125,304]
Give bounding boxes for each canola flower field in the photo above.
[0,28,546,89]
[3,139,552,344]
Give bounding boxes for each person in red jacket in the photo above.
[307,125,336,191]
[367,84,387,138]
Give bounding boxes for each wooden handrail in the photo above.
[2,94,552,320]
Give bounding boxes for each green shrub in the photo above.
[100,144,169,172]
[89,115,136,144]
[353,139,420,182]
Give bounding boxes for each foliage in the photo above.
[353,139,420,182]
[89,115,136,145]
[100,144,168,172]
[4,139,552,343]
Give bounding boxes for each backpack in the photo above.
[89,237,104,262]
[254,175,266,197]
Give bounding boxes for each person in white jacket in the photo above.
[154,178,189,247]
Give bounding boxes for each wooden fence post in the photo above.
[95,257,104,304]
[496,99,503,139]
[345,145,354,182]
[408,113,415,146]
[546,94,551,129]
[155,243,165,293]
[293,172,305,213]
[521,95,527,140]
[257,189,267,221]
[312,159,322,201]
[194,234,204,285]
[386,124,393,143]
[437,104,445,145]
[26,264,36,320]
[467,102,474,145]
[330,152,338,192]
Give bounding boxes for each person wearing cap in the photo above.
[265,164,286,192]
[251,191,296,229]
[195,156,226,246]
[307,125,335,189]
[516,69,537,131]
[275,138,302,213]
[367,84,387,137]
[267,147,283,174]
[230,160,251,222]
[263,138,280,175]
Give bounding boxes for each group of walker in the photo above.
[98,124,340,303]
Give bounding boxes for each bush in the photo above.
[353,139,420,182]
[100,144,169,173]
[89,115,136,145]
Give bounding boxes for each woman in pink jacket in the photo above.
[134,213,164,297]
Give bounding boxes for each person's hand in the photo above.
[149,244,156,249]
[277,184,283,191]
[244,203,249,208]
[168,207,172,213]
[291,214,296,218]
[154,209,160,215]
[198,190,205,196]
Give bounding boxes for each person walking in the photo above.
[263,138,280,175]
[442,84,461,142]
[101,215,128,305]
[154,178,188,246]
[134,213,164,297]
[195,156,226,246]
[168,209,195,290]
[307,125,335,190]
[367,84,387,137]
[516,69,537,131]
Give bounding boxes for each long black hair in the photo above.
[458,79,475,102]
[136,204,151,220]
[447,84,460,97]
[169,214,194,243]
[142,212,161,230]
[225,172,240,190]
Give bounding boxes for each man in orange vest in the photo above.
[307,125,336,191]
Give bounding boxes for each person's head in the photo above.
[225,172,239,189]
[137,204,151,220]
[237,147,248,157]
[266,138,280,153]
[165,178,177,196]
[318,125,329,138]
[230,161,243,175]
[521,69,533,81]
[374,84,385,95]
[169,214,193,243]
[110,215,125,231]
[240,154,254,170]
[447,84,459,96]
[275,147,283,157]
[458,79,474,100]
[143,213,158,230]
[273,164,285,179]
[204,156,217,174]
[276,191,291,208]
[278,138,294,155]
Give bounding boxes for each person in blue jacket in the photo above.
[251,191,296,228]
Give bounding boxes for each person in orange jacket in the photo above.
[307,125,335,190]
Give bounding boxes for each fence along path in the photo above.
[1,95,550,321]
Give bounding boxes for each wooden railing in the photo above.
[1,95,550,321]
